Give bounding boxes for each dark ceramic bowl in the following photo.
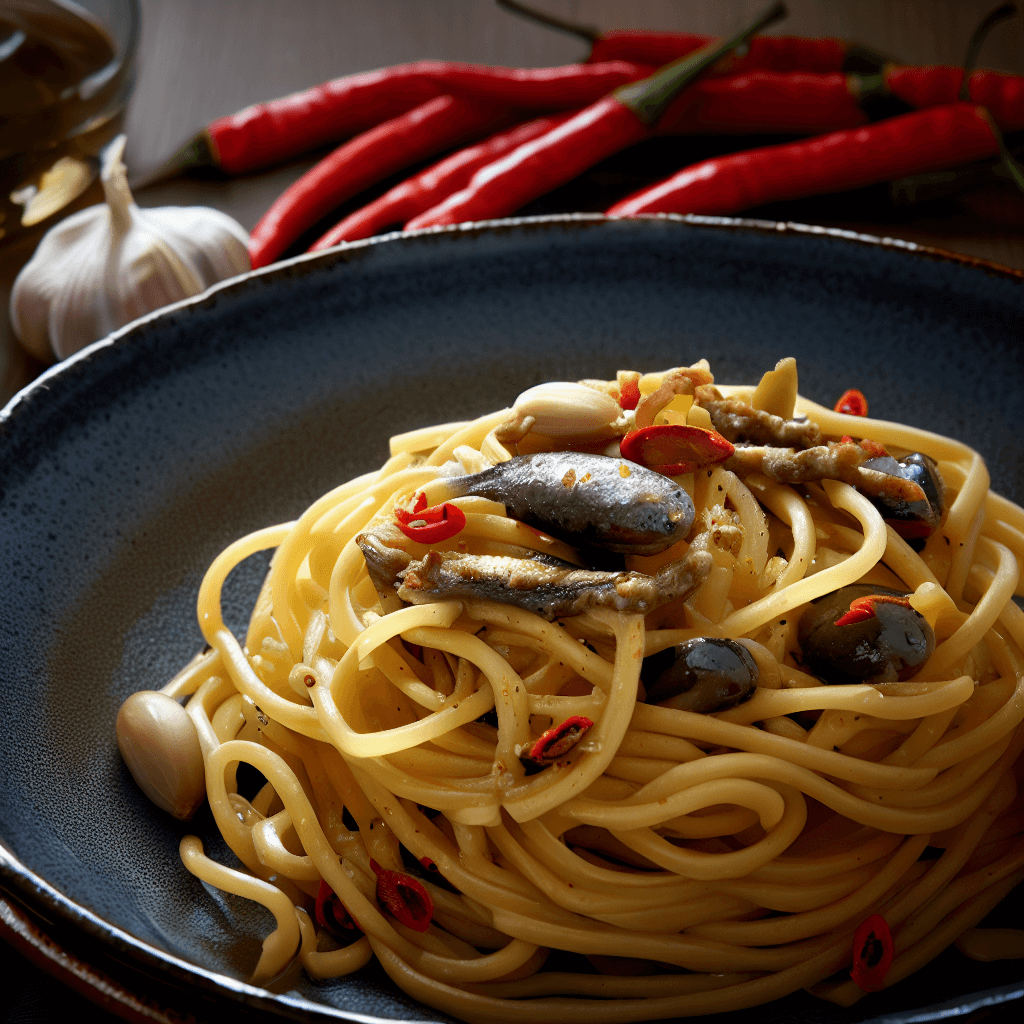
[0,215,1021,1023]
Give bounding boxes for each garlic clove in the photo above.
[512,382,623,436]
[10,134,251,362]
[116,690,206,820]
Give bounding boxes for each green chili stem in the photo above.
[613,1,788,126]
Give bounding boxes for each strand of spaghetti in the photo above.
[924,537,1019,678]
[161,649,221,699]
[820,850,1024,1007]
[355,601,463,663]
[516,820,706,895]
[252,810,320,880]
[196,523,330,739]
[501,610,645,823]
[271,459,416,653]
[946,486,989,607]
[571,776,787,833]
[576,741,1018,834]
[747,478,815,590]
[404,624,532,772]
[689,833,930,946]
[207,740,542,983]
[487,822,709,919]
[718,480,887,637]
[390,419,472,456]
[722,469,769,573]
[713,674,973,725]
[372,923,857,1023]
[605,783,806,882]
[629,702,937,789]
[915,673,1024,771]
[295,907,373,979]
[464,601,615,688]
[793,397,975,462]
[882,706,959,766]
[180,835,300,983]
[882,774,1015,928]
[426,408,512,467]
[315,632,499,759]
[467,970,761,1000]
[185,673,236,754]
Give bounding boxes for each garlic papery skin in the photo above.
[10,135,251,361]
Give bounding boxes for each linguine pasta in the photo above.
[151,361,1024,1023]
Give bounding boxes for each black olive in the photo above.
[862,452,945,542]
[642,638,758,714]
[798,584,935,685]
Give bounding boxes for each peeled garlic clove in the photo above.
[10,135,251,361]
[116,690,206,820]
[512,382,623,436]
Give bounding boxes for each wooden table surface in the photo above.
[1,2,1023,1021]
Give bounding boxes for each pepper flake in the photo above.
[519,715,594,771]
[835,594,913,627]
[370,859,434,932]
[850,913,894,991]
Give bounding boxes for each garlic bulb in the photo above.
[10,136,251,361]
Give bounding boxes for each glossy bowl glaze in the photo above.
[1,215,1021,1023]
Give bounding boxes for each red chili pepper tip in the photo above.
[315,879,361,937]
[618,378,641,411]
[834,594,913,627]
[394,501,466,544]
[370,859,434,932]
[850,913,894,992]
[419,856,438,871]
[835,388,869,417]
[520,715,594,769]
[620,424,734,475]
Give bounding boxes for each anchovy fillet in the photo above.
[440,452,694,555]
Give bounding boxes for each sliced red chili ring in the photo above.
[850,912,894,991]
[519,715,594,771]
[315,879,361,937]
[835,388,869,416]
[620,423,734,475]
[394,501,466,543]
[370,859,434,932]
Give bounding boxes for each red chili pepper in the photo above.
[850,913,894,991]
[370,860,434,932]
[171,60,655,179]
[394,501,466,544]
[249,94,515,269]
[618,378,641,411]
[406,2,789,231]
[310,112,575,249]
[606,103,1001,218]
[497,1,879,73]
[315,879,361,937]
[520,715,594,770]
[884,67,1024,133]
[835,388,869,416]
[655,71,867,136]
[620,424,734,475]
[835,594,913,627]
